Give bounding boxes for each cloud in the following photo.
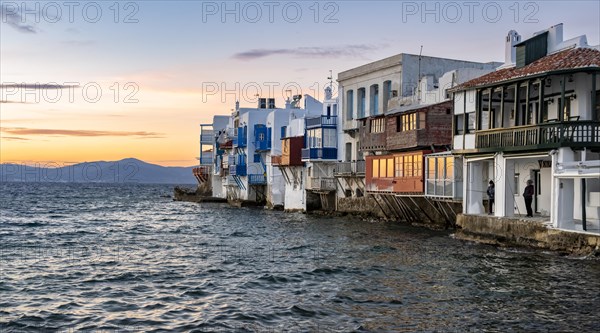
[0,83,79,90]
[0,4,38,33]
[1,127,164,138]
[233,44,385,61]
[1,136,30,141]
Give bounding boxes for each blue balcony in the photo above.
[301,148,337,160]
[198,151,213,165]
[248,174,267,185]
[305,115,337,129]
[229,164,247,176]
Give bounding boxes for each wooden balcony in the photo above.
[475,121,600,152]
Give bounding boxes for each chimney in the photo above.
[547,23,563,51]
[504,30,521,67]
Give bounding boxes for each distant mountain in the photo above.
[0,158,197,184]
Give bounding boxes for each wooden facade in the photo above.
[365,150,431,193]
[281,137,304,166]
[386,100,453,151]
[359,100,454,152]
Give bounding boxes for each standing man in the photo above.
[523,179,535,217]
[486,180,495,215]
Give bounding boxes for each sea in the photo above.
[1,182,599,332]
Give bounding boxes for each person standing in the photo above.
[523,179,535,217]
[486,180,495,215]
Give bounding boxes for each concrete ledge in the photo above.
[456,214,600,256]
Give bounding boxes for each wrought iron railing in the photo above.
[475,121,600,151]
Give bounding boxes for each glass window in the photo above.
[373,159,379,178]
[346,90,354,121]
[379,158,386,178]
[455,114,464,134]
[414,155,422,177]
[323,128,336,148]
[445,157,453,179]
[387,158,394,178]
[395,156,403,177]
[467,112,476,133]
[405,155,413,177]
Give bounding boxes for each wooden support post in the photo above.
[500,86,505,128]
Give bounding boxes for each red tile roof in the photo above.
[452,47,600,91]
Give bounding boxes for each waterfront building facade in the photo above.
[451,24,600,232]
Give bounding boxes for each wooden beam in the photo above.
[559,76,566,122]
[514,84,519,126]
[500,86,505,128]
[525,81,530,124]
[592,73,598,121]
[538,80,544,124]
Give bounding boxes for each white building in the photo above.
[335,53,501,213]
[451,24,600,232]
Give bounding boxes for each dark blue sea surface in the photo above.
[1,182,599,332]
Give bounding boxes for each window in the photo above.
[323,128,336,148]
[455,114,464,134]
[467,112,476,133]
[419,112,426,129]
[370,118,385,133]
[307,128,322,148]
[358,88,366,118]
[395,156,403,177]
[514,173,520,195]
[400,113,417,131]
[373,159,379,178]
[379,159,386,178]
[414,155,422,177]
[370,84,379,115]
[387,158,394,177]
[383,80,392,113]
[346,90,354,120]
[404,155,413,177]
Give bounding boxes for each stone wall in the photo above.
[456,214,600,255]
[336,196,386,218]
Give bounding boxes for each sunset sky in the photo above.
[1,1,598,166]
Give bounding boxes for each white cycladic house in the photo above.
[451,24,600,232]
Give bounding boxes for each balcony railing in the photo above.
[229,164,247,177]
[301,148,337,160]
[308,177,336,191]
[197,152,213,165]
[200,133,214,144]
[334,160,366,176]
[248,174,267,185]
[475,121,600,151]
[306,115,337,129]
